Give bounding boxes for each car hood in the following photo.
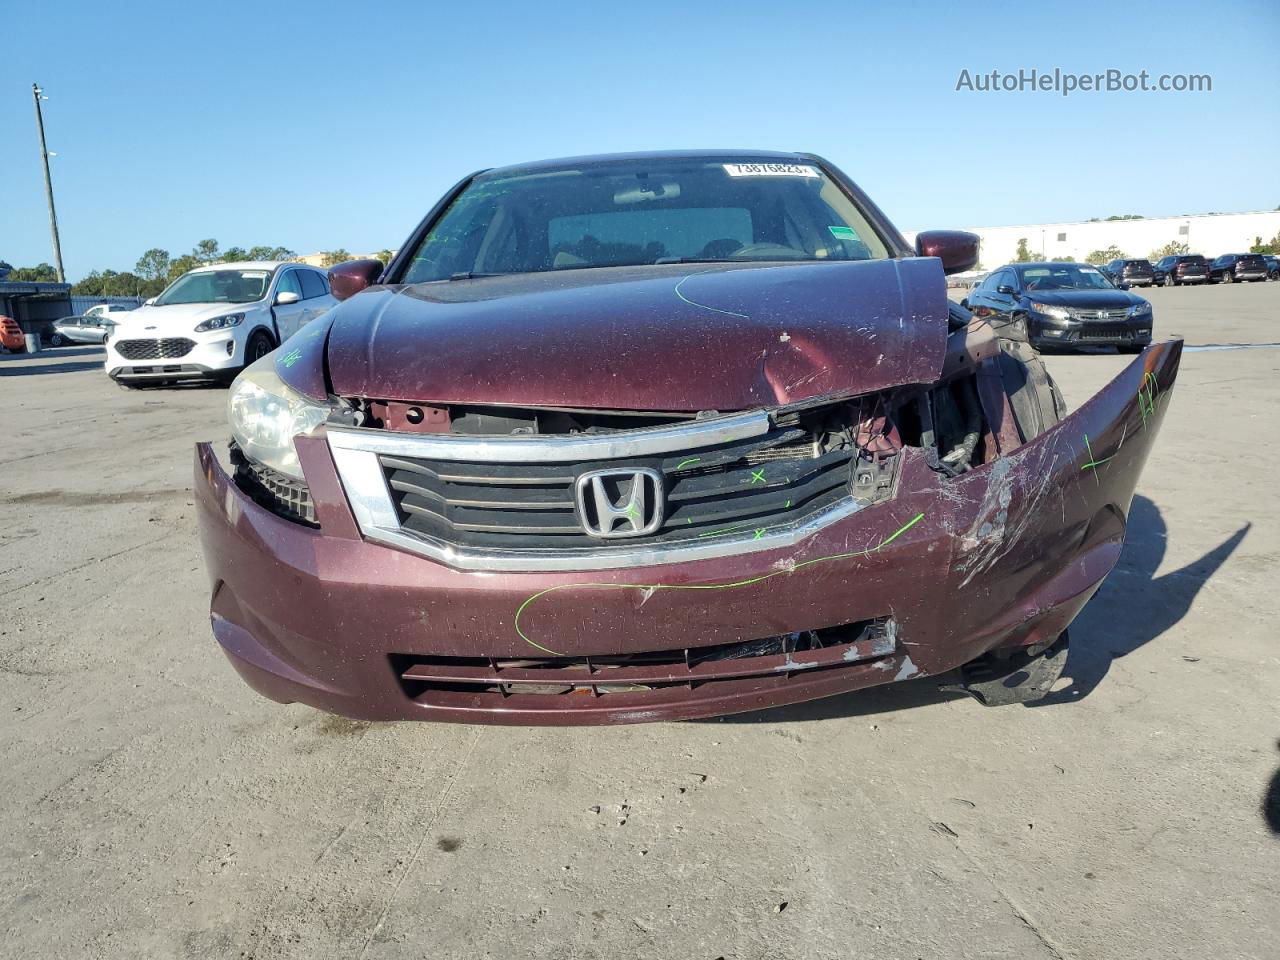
[323,259,950,412]
[1025,289,1142,310]
[112,302,262,336]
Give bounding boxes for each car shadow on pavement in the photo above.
[0,346,105,376]
[716,495,1250,724]
[1264,741,1280,835]
[0,359,106,376]
[1029,495,1250,707]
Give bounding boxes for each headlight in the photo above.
[228,356,334,480]
[1131,301,1152,315]
[195,312,245,332]
[1029,302,1072,321]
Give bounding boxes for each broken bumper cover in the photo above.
[195,343,1180,724]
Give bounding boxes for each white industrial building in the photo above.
[907,209,1280,269]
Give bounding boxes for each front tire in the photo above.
[245,330,275,364]
[1163,274,1175,287]
[1222,270,1234,284]
[49,332,66,347]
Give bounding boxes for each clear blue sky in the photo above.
[2,0,1277,280]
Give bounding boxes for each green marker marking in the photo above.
[697,521,751,539]
[1081,434,1114,482]
[784,499,791,509]
[750,468,766,485]
[280,348,302,368]
[828,225,858,240]
[674,457,701,470]
[753,528,766,540]
[513,512,926,653]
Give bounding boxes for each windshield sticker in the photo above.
[723,163,819,178]
[1079,267,1100,274]
[241,271,270,280]
[828,225,858,240]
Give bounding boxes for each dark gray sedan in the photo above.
[961,261,1153,353]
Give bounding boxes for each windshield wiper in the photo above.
[448,271,508,281]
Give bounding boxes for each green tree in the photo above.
[1086,246,1126,265]
[72,271,106,296]
[1012,238,1045,263]
[9,263,60,282]
[221,246,248,262]
[246,245,296,262]
[1150,240,1189,261]
[193,238,221,264]
[321,249,352,267]
[1248,232,1280,254]
[167,254,202,283]
[135,248,171,284]
[373,249,395,266]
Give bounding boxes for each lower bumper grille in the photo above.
[1077,327,1132,341]
[395,618,897,701]
[115,337,196,360]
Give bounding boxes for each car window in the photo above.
[1019,264,1114,291]
[156,269,272,305]
[299,270,327,300]
[401,157,892,283]
[275,270,303,299]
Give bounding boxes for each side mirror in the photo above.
[328,259,384,301]
[1117,282,1131,291]
[275,290,301,305]
[914,230,980,275]
[144,297,157,306]
[996,284,1016,296]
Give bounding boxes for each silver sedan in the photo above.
[49,315,116,346]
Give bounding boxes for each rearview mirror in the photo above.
[275,290,300,305]
[914,230,980,275]
[328,259,385,301]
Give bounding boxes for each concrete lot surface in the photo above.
[2,281,1277,959]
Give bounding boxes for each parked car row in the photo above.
[1105,252,1276,288]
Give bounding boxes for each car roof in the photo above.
[188,261,318,272]
[1005,261,1090,270]
[482,149,815,177]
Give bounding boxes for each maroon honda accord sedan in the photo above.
[196,150,1179,724]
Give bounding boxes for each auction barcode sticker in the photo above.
[723,163,820,178]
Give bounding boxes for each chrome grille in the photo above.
[1073,308,1130,322]
[325,409,872,571]
[379,426,852,549]
[114,338,195,360]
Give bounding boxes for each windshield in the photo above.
[1018,264,1117,291]
[154,269,272,305]
[401,158,891,283]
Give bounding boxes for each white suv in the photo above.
[104,261,336,386]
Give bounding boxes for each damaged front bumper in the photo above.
[195,342,1180,724]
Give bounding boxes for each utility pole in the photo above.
[32,83,65,283]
